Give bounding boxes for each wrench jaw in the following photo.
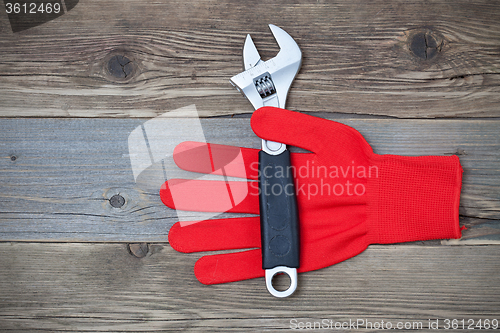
[261,24,302,109]
[230,24,302,110]
[243,34,262,71]
[268,24,302,71]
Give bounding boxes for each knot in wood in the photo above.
[109,194,125,208]
[409,31,442,60]
[107,55,134,79]
[128,243,149,258]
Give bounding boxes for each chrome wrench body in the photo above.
[230,25,302,297]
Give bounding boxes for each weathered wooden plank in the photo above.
[0,243,498,332]
[0,117,498,243]
[0,0,499,118]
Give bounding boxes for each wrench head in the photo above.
[231,24,302,110]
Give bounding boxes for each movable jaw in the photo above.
[243,34,262,71]
[230,24,302,110]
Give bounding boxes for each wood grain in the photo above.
[0,117,498,243]
[0,0,499,118]
[1,2,498,331]
[0,243,498,331]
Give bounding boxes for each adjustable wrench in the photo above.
[230,25,302,297]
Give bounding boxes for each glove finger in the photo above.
[193,225,369,284]
[168,217,260,253]
[173,141,315,180]
[173,141,259,180]
[251,107,373,156]
[160,179,259,214]
[195,249,264,284]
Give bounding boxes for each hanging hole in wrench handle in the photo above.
[266,266,298,298]
[258,149,300,297]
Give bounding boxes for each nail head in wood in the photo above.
[109,194,125,208]
[10,155,17,161]
[128,243,149,258]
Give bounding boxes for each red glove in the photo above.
[161,107,463,285]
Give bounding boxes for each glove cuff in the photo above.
[367,154,463,244]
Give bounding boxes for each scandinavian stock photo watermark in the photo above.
[249,160,378,200]
[128,105,379,224]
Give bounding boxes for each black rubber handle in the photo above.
[259,149,299,270]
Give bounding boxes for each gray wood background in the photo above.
[0,0,499,331]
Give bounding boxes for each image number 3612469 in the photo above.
[3,0,79,33]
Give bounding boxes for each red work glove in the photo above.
[161,107,463,285]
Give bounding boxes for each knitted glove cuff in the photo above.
[367,154,463,244]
